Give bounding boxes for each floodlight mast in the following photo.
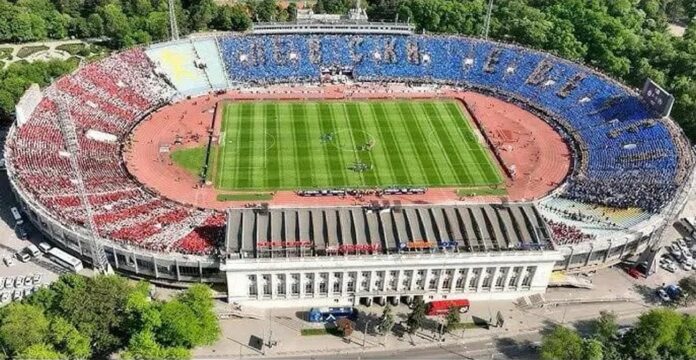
[168,0,180,41]
[55,99,112,274]
[483,0,494,39]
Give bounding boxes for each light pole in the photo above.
[363,319,372,348]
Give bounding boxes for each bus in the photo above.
[308,307,358,323]
[46,248,83,272]
[426,299,470,316]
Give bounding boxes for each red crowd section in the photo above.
[124,84,571,210]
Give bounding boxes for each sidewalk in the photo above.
[193,272,686,360]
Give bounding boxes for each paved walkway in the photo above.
[192,265,693,359]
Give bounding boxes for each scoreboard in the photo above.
[642,79,675,118]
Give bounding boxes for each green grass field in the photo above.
[174,100,503,191]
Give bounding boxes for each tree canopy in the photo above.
[540,308,696,360]
[0,274,220,360]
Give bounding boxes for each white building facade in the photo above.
[223,251,562,307]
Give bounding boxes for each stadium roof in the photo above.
[224,203,552,258]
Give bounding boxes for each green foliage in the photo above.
[16,45,49,58]
[378,304,395,335]
[0,58,78,123]
[0,303,50,354]
[122,330,190,360]
[16,344,62,360]
[540,325,585,360]
[156,286,219,349]
[0,275,219,359]
[678,276,696,304]
[406,298,426,334]
[216,193,274,201]
[623,308,694,359]
[540,309,696,360]
[444,306,461,333]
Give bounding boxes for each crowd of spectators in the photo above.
[5,49,221,255]
[216,33,689,213]
[546,220,596,245]
[5,33,693,255]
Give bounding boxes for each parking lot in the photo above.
[0,170,67,306]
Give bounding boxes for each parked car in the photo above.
[32,274,41,285]
[3,256,14,267]
[24,245,40,258]
[628,267,642,279]
[15,250,30,263]
[657,288,671,302]
[670,244,683,258]
[12,290,21,301]
[37,242,52,253]
[662,262,678,273]
[4,277,12,288]
[14,276,23,288]
[0,292,8,302]
[23,276,32,286]
[682,258,693,270]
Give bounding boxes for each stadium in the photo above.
[3,13,695,306]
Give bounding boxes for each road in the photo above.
[262,332,540,360]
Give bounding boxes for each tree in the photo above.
[406,298,426,334]
[0,303,50,355]
[188,0,217,31]
[255,0,277,22]
[157,300,202,348]
[176,284,220,346]
[50,274,132,356]
[15,344,62,360]
[377,304,395,335]
[286,2,297,21]
[678,276,696,304]
[48,316,91,359]
[540,325,584,360]
[122,330,190,360]
[214,4,251,32]
[444,306,461,333]
[624,308,687,359]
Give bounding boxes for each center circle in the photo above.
[330,129,377,152]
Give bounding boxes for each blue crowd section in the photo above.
[212,34,684,212]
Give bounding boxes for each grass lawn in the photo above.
[0,47,11,60]
[170,146,217,181]
[216,193,274,201]
[300,328,342,336]
[16,45,49,58]
[207,100,502,191]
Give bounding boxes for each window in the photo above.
[360,271,371,291]
[495,267,508,289]
[304,273,314,294]
[277,274,286,296]
[428,270,440,291]
[521,267,536,287]
[388,271,398,291]
[455,269,467,291]
[319,273,328,295]
[375,271,385,291]
[262,275,271,296]
[291,274,300,296]
[248,275,257,297]
[347,272,356,292]
[509,267,522,288]
[468,268,482,290]
[402,270,413,290]
[442,269,454,290]
[481,268,494,290]
[332,273,342,294]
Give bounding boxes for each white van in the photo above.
[10,207,23,226]
[25,245,40,257]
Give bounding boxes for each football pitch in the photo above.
[210,100,502,191]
